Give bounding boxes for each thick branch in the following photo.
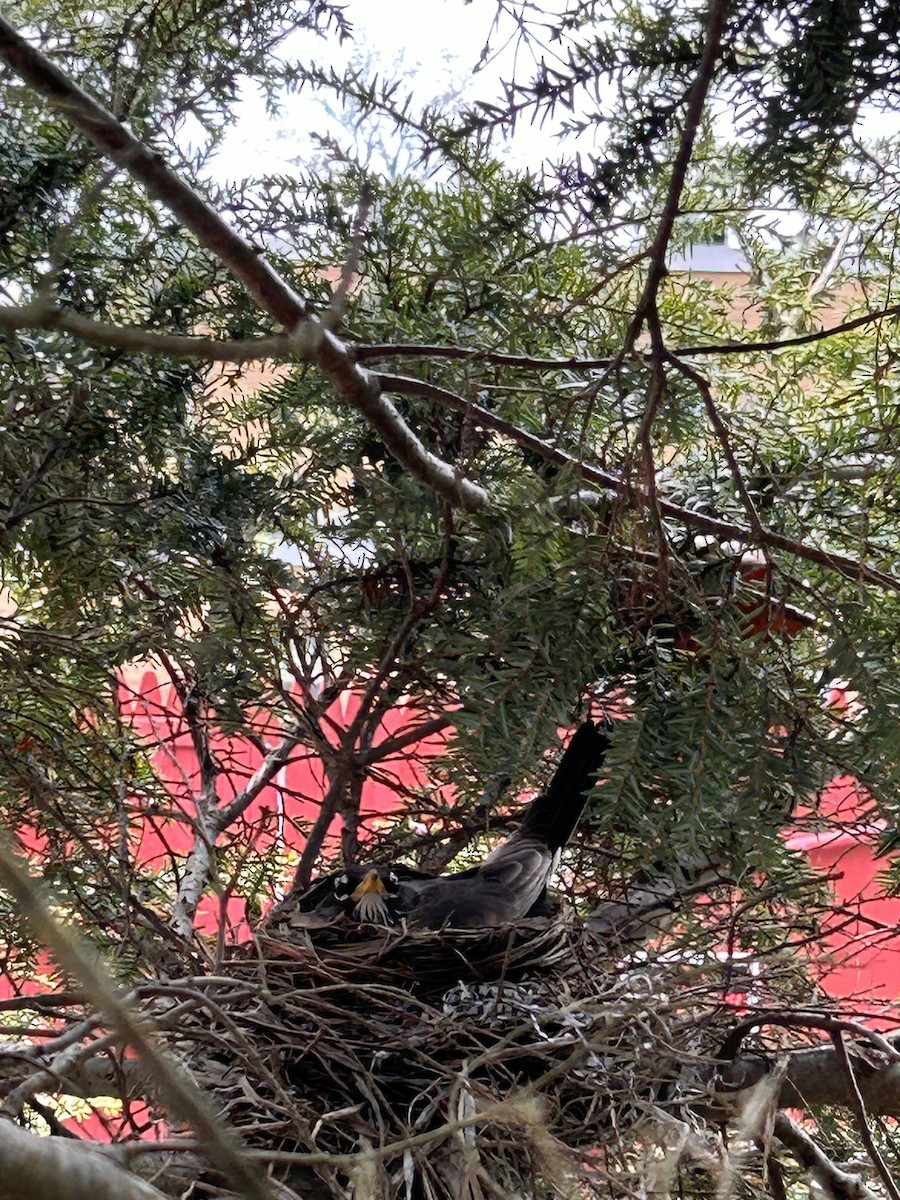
[1,1024,117,1118]
[773,1112,879,1200]
[0,28,305,324]
[721,1035,900,1117]
[0,18,487,513]
[0,1121,168,1200]
[831,1030,900,1200]
[0,1037,143,1107]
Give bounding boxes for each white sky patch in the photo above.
[208,0,594,183]
[210,0,496,181]
[202,0,900,238]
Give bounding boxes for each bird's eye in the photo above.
[335,873,349,890]
[387,871,399,885]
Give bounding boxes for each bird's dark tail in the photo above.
[517,720,610,851]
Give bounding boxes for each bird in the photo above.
[284,719,610,931]
[283,862,427,928]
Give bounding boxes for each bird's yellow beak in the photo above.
[351,869,387,900]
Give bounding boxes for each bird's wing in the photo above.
[396,838,554,928]
[478,836,553,890]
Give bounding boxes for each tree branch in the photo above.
[214,724,306,830]
[621,0,732,351]
[0,301,294,361]
[831,1030,900,1200]
[0,17,488,513]
[0,840,277,1200]
[0,1121,168,1200]
[3,293,899,385]
[3,290,900,380]
[357,298,900,370]
[157,660,221,942]
[666,350,767,540]
[721,1033,900,1117]
[355,715,453,766]
[379,372,900,593]
[290,767,351,891]
[773,1112,879,1200]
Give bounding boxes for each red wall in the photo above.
[7,669,899,1140]
[787,775,900,1014]
[115,667,900,1009]
[116,666,449,935]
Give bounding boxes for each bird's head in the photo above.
[334,865,401,925]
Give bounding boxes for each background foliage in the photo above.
[0,0,900,1190]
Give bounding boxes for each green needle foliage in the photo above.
[3,1,900,1195]
[0,0,898,1021]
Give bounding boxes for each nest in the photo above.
[140,918,739,1199]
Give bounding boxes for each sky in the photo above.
[206,0,900,252]
[210,0,570,183]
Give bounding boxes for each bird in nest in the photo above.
[282,719,610,932]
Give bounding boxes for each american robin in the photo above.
[280,862,431,927]
[289,719,610,931]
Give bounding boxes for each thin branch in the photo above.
[614,0,731,523]
[4,295,900,376]
[415,773,511,874]
[322,182,372,333]
[156,658,222,941]
[621,0,732,352]
[808,224,853,301]
[214,724,306,830]
[1,492,161,533]
[290,519,456,889]
[632,310,670,546]
[0,301,294,361]
[130,1094,547,1171]
[355,715,453,766]
[379,371,900,593]
[290,768,351,891]
[676,300,900,360]
[356,340,619,370]
[666,350,767,540]
[721,1012,900,1065]
[0,17,487,513]
[356,299,900,370]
